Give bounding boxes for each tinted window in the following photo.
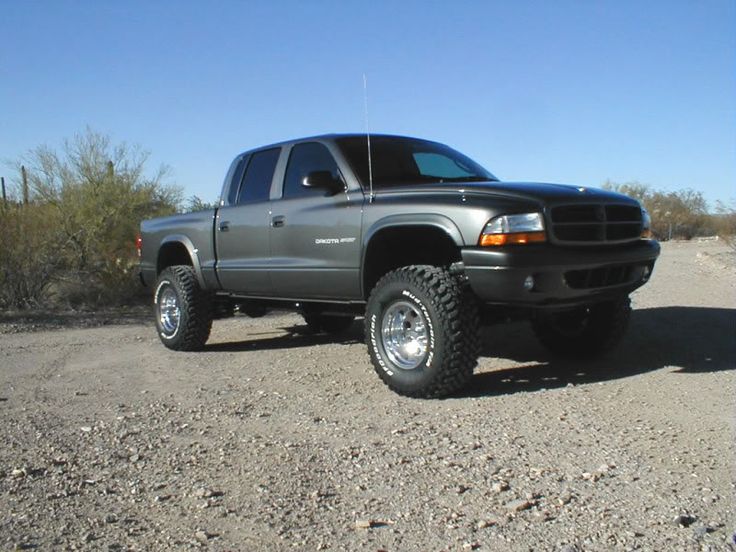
[414,152,475,178]
[226,155,248,205]
[336,136,496,188]
[283,142,340,198]
[238,148,280,204]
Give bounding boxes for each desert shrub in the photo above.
[603,181,710,240]
[2,129,181,308]
[0,202,64,308]
[714,201,736,251]
[185,195,218,212]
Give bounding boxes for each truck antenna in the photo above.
[363,74,374,203]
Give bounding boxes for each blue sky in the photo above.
[1,0,734,207]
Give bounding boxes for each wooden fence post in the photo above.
[1,176,6,205]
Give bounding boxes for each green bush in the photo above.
[1,129,181,309]
[0,202,63,308]
[714,200,736,251]
[603,181,711,240]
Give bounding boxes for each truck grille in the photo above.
[550,204,642,244]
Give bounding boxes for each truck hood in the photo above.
[374,181,640,206]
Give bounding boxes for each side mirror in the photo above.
[302,171,343,195]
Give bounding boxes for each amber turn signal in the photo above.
[479,231,547,247]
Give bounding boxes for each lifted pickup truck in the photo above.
[139,134,659,398]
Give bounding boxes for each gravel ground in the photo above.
[1,240,734,551]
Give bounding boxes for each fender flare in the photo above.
[363,213,465,250]
[361,214,465,294]
[158,234,207,289]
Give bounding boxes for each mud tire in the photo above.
[532,296,631,357]
[153,265,213,351]
[365,265,480,398]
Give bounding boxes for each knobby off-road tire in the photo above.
[365,265,480,398]
[154,265,213,351]
[531,296,631,357]
[303,313,355,334]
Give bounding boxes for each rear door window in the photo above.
[226,156,248,205]
[237,148,281,204]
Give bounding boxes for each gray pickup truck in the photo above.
[139,134,659,398]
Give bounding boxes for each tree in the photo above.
[714,200,736,251]
[602,181,710,240]
[602,179,649,203]
[0,201,62,307]
[184,195,218,213]
[1,128,182,307]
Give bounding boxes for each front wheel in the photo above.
[531,296,631,357]
[365,265,479,398]
[154,265,213,351]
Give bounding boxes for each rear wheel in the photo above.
[154,265,213,351]
[365,265,479,398]
[531,296,631,357]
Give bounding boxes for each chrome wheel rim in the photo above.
[158,286,180,336]
[381,300,429,370]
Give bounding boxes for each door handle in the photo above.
[272,215,285,228]
[219,221,230,232]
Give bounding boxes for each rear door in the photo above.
[268,142,363,299]
[215,147,281,294]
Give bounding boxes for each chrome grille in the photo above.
[550,204,642,244]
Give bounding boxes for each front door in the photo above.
[269,142,363,300]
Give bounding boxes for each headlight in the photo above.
[640,208,652,239]
[479,212,546,246]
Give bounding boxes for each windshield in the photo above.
[336,136,497,189]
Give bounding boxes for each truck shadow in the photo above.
[462,306,735,398]
[203,306,734,397]
[204,321,363,352]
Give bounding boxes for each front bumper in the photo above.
[461,240,660,307]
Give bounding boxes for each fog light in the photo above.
[523,275,535,291]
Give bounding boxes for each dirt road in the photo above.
[1,241,734,551]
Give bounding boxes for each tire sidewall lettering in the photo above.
[369,284,437,377]
[369,313,393,376]
[153,279,171,305]
[365,266,477,398]
[400,289,435,368]
[154,278,180,340]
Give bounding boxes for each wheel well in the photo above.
[157,242,193,274]
[363,226,462,298]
